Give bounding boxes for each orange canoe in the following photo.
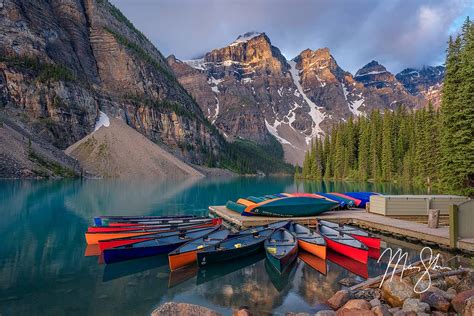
[168,228,229,271]
[298,238,327,260]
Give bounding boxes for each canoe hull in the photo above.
[169,250,198,271]
[266,244,298,274]
[323,237,368,264]
[197,241,263,267]
[246,197,337,217]
[298,239,327,260]
[350,234,381,249]
[103,243,181,264]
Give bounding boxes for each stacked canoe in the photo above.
[226,193,339,217]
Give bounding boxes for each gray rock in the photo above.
[369,298,381,308]
[402,298,430,314]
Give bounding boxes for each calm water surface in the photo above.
[0,177,470,315]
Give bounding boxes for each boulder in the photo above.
[419,291,450,312]
[451,289,474,313]
[402,298,430,314]
[371,305,390,316]
[337,299,372,315]
[381,278,414,307]
[354,289,381,300]
[151,302,221,316]
[327,290,353,310]
[285,313,309,316]
[339,299,371,310]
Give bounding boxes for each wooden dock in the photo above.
[209,205,474,253]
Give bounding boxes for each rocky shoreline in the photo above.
[151,266,473,315]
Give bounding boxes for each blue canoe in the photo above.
[316,193,354,209]
[343,192,380,208]
[103,226,219,264]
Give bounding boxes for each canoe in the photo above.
[242,196,338,217]
[288,222,326,259]
[264,228,298,274]
[329,192,362,207]
[104,216,209,227]
[94,215,196,226]
[88,217,215,232]
[197,229,273,267]
[343,192,380,208]
[316,193,354,209]
[168,228,230,271]
[318,224,368,264]
[102,226,219,264]
[230,220,290,237]
[85,218,222,245]
[318,220,381,249]
[98,225,222,251]
[327,250,368,279]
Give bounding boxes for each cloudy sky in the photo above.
[111,0,473,73]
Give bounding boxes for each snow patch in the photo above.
[94,111,110,131]
[241,77,253,84]
[288,60,325,143]
[355,70,387,77]
[183,58,206,70]
[278,87,283,97]
[208,77,223,93]
[230,32,262,46]
[265,119,291,145]
[212,96,220,124]
[342,83,364,116]
[294,89,300,97]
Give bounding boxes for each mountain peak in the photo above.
[230,31,265,46]
[355,60,389,78]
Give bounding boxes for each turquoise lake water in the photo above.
[0,178,469,315]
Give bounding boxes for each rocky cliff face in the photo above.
[169,32,319,164]
[169,33,440,165]
[0,0,223,177]
[395,66,444,108]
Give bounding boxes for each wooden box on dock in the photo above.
[369,195,470,216]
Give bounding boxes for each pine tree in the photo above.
[381,110,394,181]
[358,116,370,180]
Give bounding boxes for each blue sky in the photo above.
[111,0,473,74]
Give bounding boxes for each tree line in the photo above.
[296,18,473,196]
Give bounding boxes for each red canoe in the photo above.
[329,192,362,207]
[327,250,368,279]
[318,224,368,264]
[88,218,216,233]
[318,220,381,249]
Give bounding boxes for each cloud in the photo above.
[110,0,471,73]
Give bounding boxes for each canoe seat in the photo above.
[266,247,277,254]
[234,243,244,248]
[196,245,204,249]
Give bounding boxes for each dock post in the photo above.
[449,204,458,249]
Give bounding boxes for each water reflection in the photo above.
[0,178,468,315]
